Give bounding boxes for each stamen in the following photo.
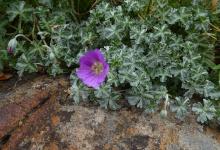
[91,62,103,75]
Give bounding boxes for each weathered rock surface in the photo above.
[0,75,220,150]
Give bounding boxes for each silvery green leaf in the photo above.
[170,97,189,120]
[192,99,216,123]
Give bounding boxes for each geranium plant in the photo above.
[1,0,220,123]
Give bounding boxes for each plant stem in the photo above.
[146,0,153,14]
[18,15,22,33]
[32,15,36,40]
[36,25,48,46]
[15,34,33,43]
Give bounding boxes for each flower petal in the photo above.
[82,75,101,89]
[94,49,105,63]
[76,68,93,80]
[76,49,109,89]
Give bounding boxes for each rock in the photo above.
[0,76,69,150]
[47,142,59,150]
[17,91,49,113]
[178,126,220,150]
[0,75,220,150]
[51,115,61,127]
[2,96,55,150]
[0,73,13,81]
[56,105,220,150]
[0,103,26,139]
[0,91,49,139]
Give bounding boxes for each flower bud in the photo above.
[49,52,55,60]
[7,38,17,54]
[160,110,167,118]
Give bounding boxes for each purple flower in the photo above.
[76,49,109,89]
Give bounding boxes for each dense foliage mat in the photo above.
[0,0,220,123]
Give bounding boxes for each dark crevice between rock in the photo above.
[57,82,72,106]
[19,94,50,116]
[0,95,50,149]
[57,111,75,123]
[0,134,11,148]
[123,135,150,150]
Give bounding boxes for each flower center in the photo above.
[91,62,103,75]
